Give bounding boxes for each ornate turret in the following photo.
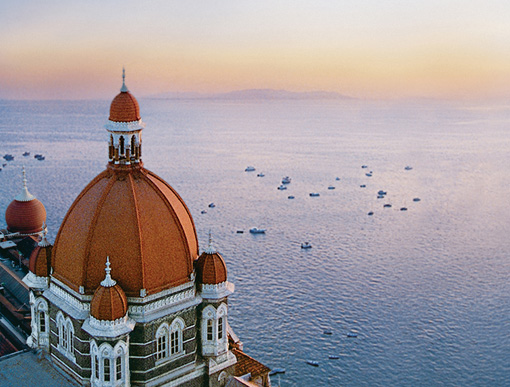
[104,69,145,166]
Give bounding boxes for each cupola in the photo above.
[5,167,47,235]
[90,258,128,321]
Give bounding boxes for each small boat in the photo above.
[23,152,30,156]
[347,332,358,338]
[277,185,287,190]
[404,166,413,171]
[236,230,244,234]
[281,176,291,184]
[360,184,366,188]
[301,242,312,249]
[377,190,387,195]
[328,355,340,360]
[367,211,374,216]
[413,198,421,202]
[323,329,332,335]
[328,186,335,190]
[400,207,408,211]
[287,195,295,199]
[257,173,265,177]
[361,165,368,169]
[208,203,215,208]
[306,360,319,367]
[309,193,320,197]
[249,228,266,234]
[2,163,6,167]
[383,204,392,208]
[335,177,341,181]
[377,195,384,199]
[34,154,45,160]
[365,173,372,177]
[269,368,286,376]
[200,210,207,214]
[245,166,256,172]
[3,154,14,161]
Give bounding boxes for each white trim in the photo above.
[23,271,49,290]
[129,293,202,323]
[105,120,145,132]
[82,314,135,338]
[45,283,90,320]
[200,281,235,300]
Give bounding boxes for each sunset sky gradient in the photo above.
[2,0,510,99]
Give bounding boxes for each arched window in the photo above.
[91,341,128,386]
[170,318,185,356]
[35,298,48,335]
[119,136,125,155]
[56,311,75,361]
[131,135,136,157]
[207,319,214,341]
[156,323,169,360]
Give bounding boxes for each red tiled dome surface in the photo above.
[5,199,46,235]
[195,251,227,285]
[29,244,52,277]
[90,283,128,321]
[51,166,199,297]
[109,91,141,122]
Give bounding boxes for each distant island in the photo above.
[149,88,353,100]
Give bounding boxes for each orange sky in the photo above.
[2,1,510,100]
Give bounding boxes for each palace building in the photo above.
[1,72,270,387]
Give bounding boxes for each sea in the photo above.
[1,97,509,386]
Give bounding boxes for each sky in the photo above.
[2,0,510,100]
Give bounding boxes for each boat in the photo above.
[236,230,244,234]
[328,186,335,190]
[309,193,320,197]
[335,177,341,181]
[269,368,286,376]
[404,166,413,170]
[400,207,408,211]
[287,195,295,199]
[347,332,358,338]
[306,360,319,367]
[365,173,372,177]
[413,198,421,202]
[257,173,265,177]
[249,228,266,234]
[245,166,256,172]
[277,185,287,190]
[383,204,392,208]
[301,242,312,249]
[200,210,207,214]
[367,211,374,216]
[281,176,291,184]
[23,152,30,156]
[360,184,366,188]
[208,203,215,208]
[377,190,387,195]
[377,195,384,199]
[34,154,45,160]
[323,329,332,335]
[3,154,14,161]
[328,355,340,360]
[361,165,368,169]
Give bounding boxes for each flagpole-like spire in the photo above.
[120,67,128,92]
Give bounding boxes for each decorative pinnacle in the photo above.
[15,166,35,202]
[101,256,117,287]
[204,230,216,254]
[120,67,128,92]
[38,222,51,247]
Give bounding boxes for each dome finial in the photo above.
[205,230,216,254]
[120,67,128,92]
[15,166,35,202]
[39,222,50,247]
[101,256,117,287]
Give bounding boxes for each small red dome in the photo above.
[109,91,140,122]
[195,250,227,285]
[90,283,128,321]
[28,243,52,277]
[5,198,46,235]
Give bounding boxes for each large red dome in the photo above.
[5,198,46,235]
[51,165,199,297]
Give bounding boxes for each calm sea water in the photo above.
[1,98,510,386]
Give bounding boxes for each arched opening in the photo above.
[119,136,125,155]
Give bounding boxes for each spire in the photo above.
[38,223,50,247]
[204,230,216,254]
[120,67,128,92]
[15,166,35,202]
[101,257,117,287]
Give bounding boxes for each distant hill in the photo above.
[149,88,353,100]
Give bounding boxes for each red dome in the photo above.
[51,165,199,297]
[28,243,52,277]
[109,91,140,122]
[5,198,46,235]
[90,283,128,321]
[195,250,227,285]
